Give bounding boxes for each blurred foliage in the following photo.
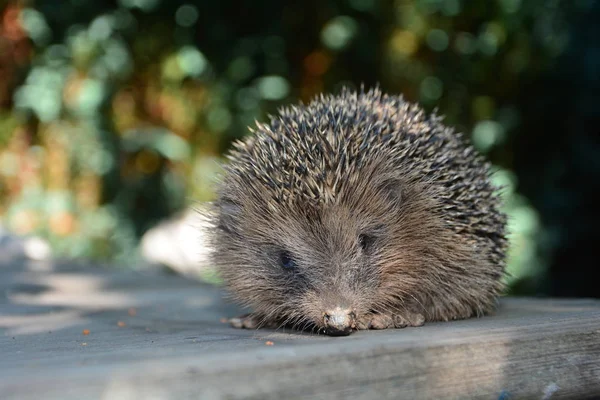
[0,0,597,294]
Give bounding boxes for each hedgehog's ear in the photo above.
[217,199,242,235]
[378,178,404,205]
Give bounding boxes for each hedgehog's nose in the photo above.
[323,307,356,336]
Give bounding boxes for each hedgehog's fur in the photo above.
[209,88,508,336]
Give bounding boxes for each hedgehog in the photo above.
[208,87,508,336]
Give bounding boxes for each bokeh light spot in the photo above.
[256,76,290,100]
[426,29,449,52]
[390,30,419,56]
[118,0,160,12]
[492,168,517,196]
[228,57,255,82]
[177,46,207,78]
[304,51,332,76]
[175,4,199,27]
[89,15,114,41]
[441,0,461,16]
[454,32,476,55]
[472,120,505,153]
[420,76,443,101]
[19,9,52,46]
[321,16,358,51]
[478,31,499,56]
[77,79,105,115]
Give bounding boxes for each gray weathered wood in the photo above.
[1,257,599,399]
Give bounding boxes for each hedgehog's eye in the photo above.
[279,251,296,270]
[359,234,375,252]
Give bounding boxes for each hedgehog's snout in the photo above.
[323,307,356,336]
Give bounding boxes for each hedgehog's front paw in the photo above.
[355,313,394,330]
[354,314,371,330]
[228,313,269,329]
[356,312,425,330]
[393,312,425,328]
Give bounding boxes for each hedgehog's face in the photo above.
[213,173,437,336]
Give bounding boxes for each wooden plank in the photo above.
[1,257,599,399]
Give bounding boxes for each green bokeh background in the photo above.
[1,0,598,296]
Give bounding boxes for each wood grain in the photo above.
[1,257,599,399]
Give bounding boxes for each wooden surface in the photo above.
[1,256,599,400]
